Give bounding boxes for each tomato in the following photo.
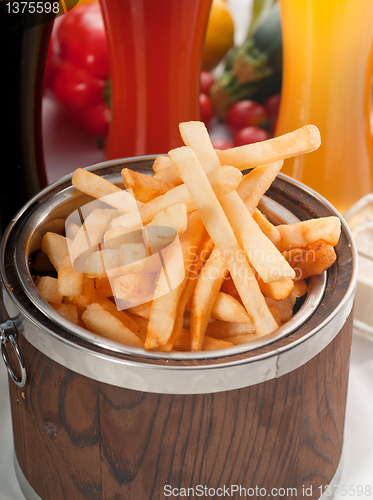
[199,93,214,127]
[211,139,233,150]
[51,59,106,110]
[264,94,281,118]
[200,70,215,96]
[75,103,111,138]
[226,100,267,132]
[56,2,109,81]
[233,126,271,147]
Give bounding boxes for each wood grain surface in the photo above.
[7,311,353,500]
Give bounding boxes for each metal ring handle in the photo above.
[0,319,27,388]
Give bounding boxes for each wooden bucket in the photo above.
[0,157,357,500]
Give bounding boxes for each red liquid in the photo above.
[99,0,212,159]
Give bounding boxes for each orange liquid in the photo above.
[99,0,212,159]
[276,0,373,214]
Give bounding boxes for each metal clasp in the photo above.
[0,319,27,388]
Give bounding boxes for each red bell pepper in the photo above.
[47,2,110,139]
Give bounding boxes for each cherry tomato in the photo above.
[51,59,106,110]
[199,93,214,127]
[233,126,271,147]
[264,94,281,119]
[211,139,233,150]
[226,100,267,132]
[200,70,215,96]
[75,103,110,138]
[56,2,109,81]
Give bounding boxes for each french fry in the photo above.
[153,164,183,187]
[237,161,284,215]
[68,208,118,270]
[255,271,294,301]
[109,165,242,231]
[173,329,234,351]
[113,273,156,300]
[36,276,63,304]
[41,232,68,272]
[265,294,296,324]
[292,279,308,298]
[70,276,96,306]
[127,301,152,319]
[220,333,259,345]
[145,211,205,349]
[122,168,172,202]
[276,217,341,251]
[282,239,337,280]
[93,295,143,334]
[161,231,213,351]
[252,210,282,247]
[58,254,84,297]
[190,248,229,351]
[206,320,256,339]
[218,191,295,283]
[95,277,113,297]
[169,146,278,337]
[147,203,187,234]
[82,303,144,347]
[72,167,142,213]
[211,292,251,324]
[50,303,79,325]
[152,155,173,173]
[178,121,293,283]
[216,125,321,170]
[103,226,144,249]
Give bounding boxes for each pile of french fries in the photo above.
[34,121,341,352]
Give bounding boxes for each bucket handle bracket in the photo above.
[0,319,27,388]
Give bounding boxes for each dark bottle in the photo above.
[0,2,56,236]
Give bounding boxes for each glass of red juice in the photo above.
[99,0,213,159]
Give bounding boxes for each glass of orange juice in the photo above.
[276,0,373,214]
[98,0,212,160]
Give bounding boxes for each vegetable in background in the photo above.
[48,2,110,139]
[210,0,282,119]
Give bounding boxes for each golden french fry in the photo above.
[206,320,256,339]
[292,279,308,298]
[82,303,144,347]
[211,292,251,324]
[152,155,173,173]
[41,232,68,272]
[58,254,84,298]
[36,276,63,304]
[68,208,118,270]
[237,161,284,215]
[109,165,242,231]
[169,146,278,337]
[173,329,234,351]
[147,203,188,234]
[218,191,295,283]
[162,231,213,351]
[276,217,341,251]
[265,294,296,324]
[95,277,113,297]
[122,167,172,203]
[103,226,144,249]
[71,276,96,307]
[50,302,79,325]
[282,239,337,280]
[145,211,205,349]
[216,125,321,170]
[153,164,183,187]
[190,248,229,351]
[252,209,282,247]
[72,167,142,213]
[255,271,294,301]
[179,120,221,173]
[93,295,144,334]
[220,333,259,345]
[127,301,152,319]
[113,273,156,300]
